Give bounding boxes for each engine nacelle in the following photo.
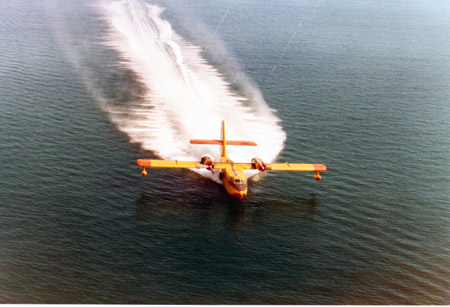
[200,154,215,170]
[251,157,267,172]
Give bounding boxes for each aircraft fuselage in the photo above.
[220,157,248,199]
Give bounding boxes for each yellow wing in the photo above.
[137,159,233,170]
[266,163,327,172]
[137,159,202,169]
[231,162,326,180]
[229,162,326,172]
[138,159,325,171]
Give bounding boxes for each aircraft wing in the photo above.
[137,159,326,172]
[265,163,326,172]
[137,159,230,169]
[225,162,326,172]
[137,159,200,169]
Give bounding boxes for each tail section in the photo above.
[190,121,257,159]
[221,120,226,158]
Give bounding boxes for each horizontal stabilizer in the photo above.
[227,140,257,146]
[190,139,257,146]
[190,139,222,145]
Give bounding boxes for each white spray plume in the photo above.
[102,0,286,178]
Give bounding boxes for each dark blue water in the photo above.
[1,0,449,304]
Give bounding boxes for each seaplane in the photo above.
[137,121,326,199]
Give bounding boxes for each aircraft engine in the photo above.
[200,154,215,170]
[251,158,267,172]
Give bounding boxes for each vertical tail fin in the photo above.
[221,120,226,158]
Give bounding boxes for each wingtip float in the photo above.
[137,121,326,199]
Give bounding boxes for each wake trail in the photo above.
[102,0,285,179]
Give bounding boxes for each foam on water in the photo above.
[102,0,285,179]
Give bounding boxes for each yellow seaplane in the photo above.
[137,121,326,199]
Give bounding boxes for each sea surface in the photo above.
[1,0,449,304]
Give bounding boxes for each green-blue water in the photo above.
[1,0,449,304]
